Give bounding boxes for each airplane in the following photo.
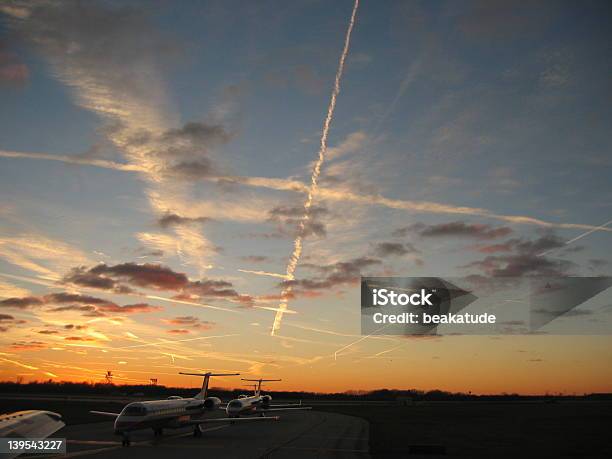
[90,372,278,446]
[0,410,65,459]
[225,378,311,418]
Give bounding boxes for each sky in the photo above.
[0,0,611,395]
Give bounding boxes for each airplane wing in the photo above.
[255,407,312,412]
[89,410,121,418]
[266,403,305,408]
[184,416,279,425]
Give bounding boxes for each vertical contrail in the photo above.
[271,0,360,336]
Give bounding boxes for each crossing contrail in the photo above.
[271,0,360,336]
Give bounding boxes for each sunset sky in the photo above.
[1,0,611,395]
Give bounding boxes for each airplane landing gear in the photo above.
[121,434,131,447]
[153,428,163,437]
[194,425,203,437]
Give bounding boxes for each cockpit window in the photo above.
[123,405,147,416]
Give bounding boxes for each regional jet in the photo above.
[0,410,65,459]
[91,372,278,446]
[225,378,311,418]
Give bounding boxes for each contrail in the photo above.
[537,217,612,257]
[4,149,612,234]
[238,269,290,280]
[271,0,360,336]
[0,149,146,172]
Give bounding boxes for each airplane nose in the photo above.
[114,418,137,433]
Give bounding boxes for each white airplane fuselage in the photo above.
[226,394,271,417]
[114,397,220,434]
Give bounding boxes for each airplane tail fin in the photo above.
[241,378,281,395]
[180,372,239,399]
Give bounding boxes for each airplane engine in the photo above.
[261,395,272,406]
[203,396,222,411]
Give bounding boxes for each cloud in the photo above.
[373,242,419,257]
[99,303,162,314]
[162,315,215,330]
[0,279,30,299]
[65,263,189,291]
[0,39,29,85]
[240,255,270,263]
[158,213,212,228]
[282,257,382,293]
[0,296,43,309]
[0,313,26,332]
[396,221,513,239]
[63,262,246,304]
[0,290,161,317]
[0,234,90,279]
[1,0,225,272]
[267,204,329,238]
[166,329,190,335]
[9,341,47,351]
[462,233,575,277]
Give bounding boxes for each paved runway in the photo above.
[39,411,369,459]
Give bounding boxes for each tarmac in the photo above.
[35,411,370,459]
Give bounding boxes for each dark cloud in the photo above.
[0,313,26,332]
[0,296,43,309]
[184,279,238,298]
[48,305,104,317]
[240,255,270,263]
[374,242,419,257]
[398,221,513,240]
[64,324,88,330]
[74,263,190,291]
[10,341,47,351]
[99,303,162,314]
[1,290,161,317]
[158,213,211,228]
[165,159,214,179]
[38,329,59,335]
[162,315,215,330]
[282,257,382,292]
[267,204,329,238]
[44,292,115,306]
[63,262,247,303]
[167,329,190,334]
[462,234,575,277]
[161,122,232,146]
